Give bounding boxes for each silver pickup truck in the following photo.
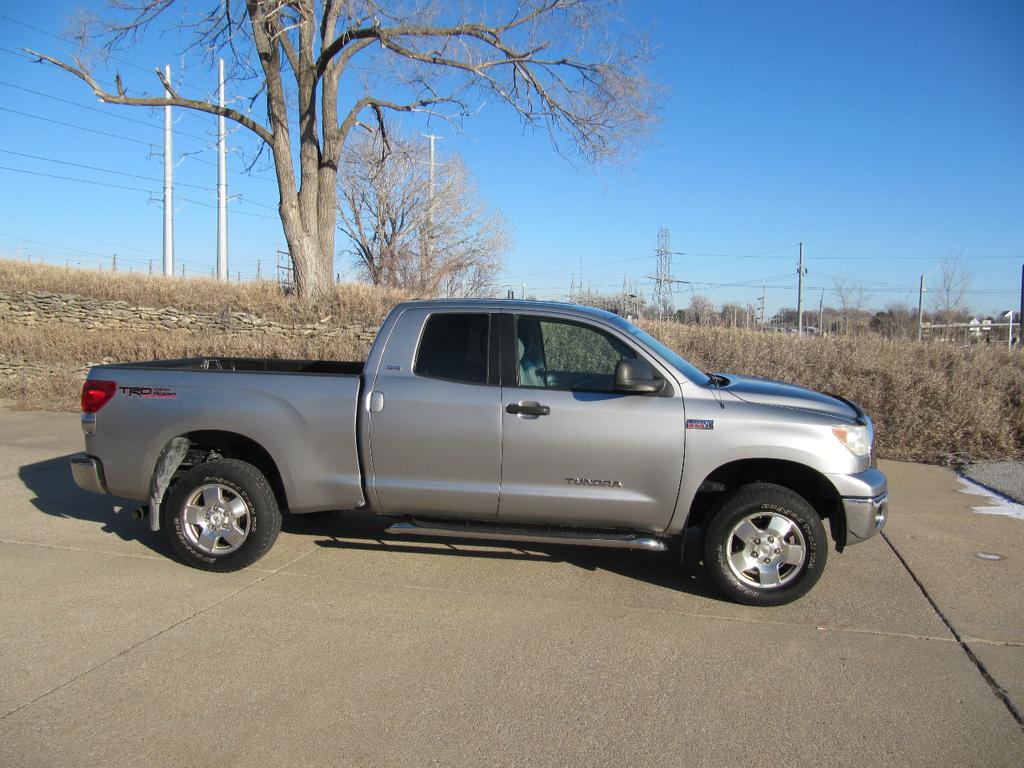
[71,299,887,605]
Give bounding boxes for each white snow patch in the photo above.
[957,476,1024,520]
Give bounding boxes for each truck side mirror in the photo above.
[615,359,666,394]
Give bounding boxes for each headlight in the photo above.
[832,424,871,457]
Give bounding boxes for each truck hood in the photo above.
[718,374,859,421]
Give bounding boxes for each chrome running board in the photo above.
[384,520,667,552]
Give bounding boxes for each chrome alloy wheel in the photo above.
[180,483,251,556]
[725,512,806,589]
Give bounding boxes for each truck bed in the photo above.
[103,357,365,375]
[85,358,366,513]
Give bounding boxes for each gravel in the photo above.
[960,461,1024,504]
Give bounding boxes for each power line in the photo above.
[0,105,155,146]
[0,80,213,142]
[0,46,34,61]
[0,164,278,219]
[497,254,652,281]
[0,148,218,192]
[179,151,279,184]
[810,255,1022,261]
[1,148,279,211]
[0,11,209,97]
[0,232,155,266]
[668,243,799,259]
[176,195,277,220]
[0,164,155,193]
[0,104,278,183]
[0,212,161,258]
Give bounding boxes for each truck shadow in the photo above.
[17,457,720,600]
[18,454,172,557]
[288,512,720,600]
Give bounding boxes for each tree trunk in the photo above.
[280,203,334,300]
[286,232,331,299]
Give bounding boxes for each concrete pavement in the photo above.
[0,406,1021,767]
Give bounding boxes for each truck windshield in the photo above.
[608,316,712,386]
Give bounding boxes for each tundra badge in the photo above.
[566,477,623,488]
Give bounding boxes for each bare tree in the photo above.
[930,257,972,334]
[687,294,716,326]
[831,276,872,335]
[719,302,744,328]
[28,1,656,300]
[338,128,510,296]
[870,302,917,340]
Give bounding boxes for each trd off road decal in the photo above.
[685,419,714,430]
[118,386,177,399]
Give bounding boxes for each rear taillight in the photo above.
[81,380,117,413]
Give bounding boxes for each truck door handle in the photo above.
[506,401,550,417]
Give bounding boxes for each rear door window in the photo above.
[414,313,490,385]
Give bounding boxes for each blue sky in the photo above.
[0,1,1021,315]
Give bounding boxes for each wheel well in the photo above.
[177,431,288,511]
[685,459,845,551]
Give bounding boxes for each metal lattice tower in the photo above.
[653,227,674,316]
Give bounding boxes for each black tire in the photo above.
[703,482,827,606]
[163,458,281,572]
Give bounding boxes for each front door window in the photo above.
[515,317,637,392]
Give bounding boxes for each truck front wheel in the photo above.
[163,459,281,572]
[703,483,827,606]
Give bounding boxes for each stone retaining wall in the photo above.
[0,289,380,342]
[0,354,106,380]
[0,289,381,384]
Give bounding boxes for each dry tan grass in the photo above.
[0,321,375,412]
[2,259,1022,463]
[646,321,1024,463]
[0,259,412,325]
[0,322,374,363]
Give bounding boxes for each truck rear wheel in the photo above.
[164,458,281,572]
[703,483,827,606]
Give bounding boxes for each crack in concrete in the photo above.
[0,537,279,573]
[881,531,1024,732]
[0,547,316,720]
[319,570,959,644]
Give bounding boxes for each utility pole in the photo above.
[216,58,228,281]
[796,242,806,335]
[163,64,174,277]
[422,134,441,284]
[111,253,117,272]
[759,284,765,327]
[818,289,824,334]
[257,260,262,281]
[1018,264,1023,347]
[917,274,926,342]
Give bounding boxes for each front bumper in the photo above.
[70,454,108,495]
[827,467,889,545]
